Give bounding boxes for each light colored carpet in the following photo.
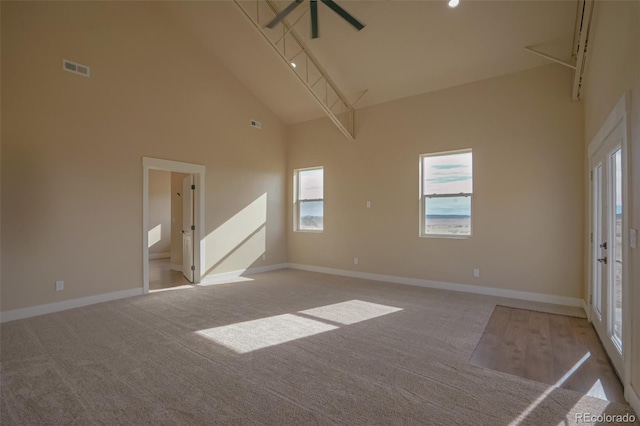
[1,269,636,425]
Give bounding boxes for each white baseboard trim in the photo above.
[0,288,144,323]
[627,385,640,417]
[287,263,583,307]
[582,299,590,321]
[149,252,170,260]
[170,264,183,272]
[202,263,288,285]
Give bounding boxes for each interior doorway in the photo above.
[147,170,192,291]
[142,157,205,294]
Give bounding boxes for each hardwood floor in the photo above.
[470,306,625,403]
[149,258,192,291]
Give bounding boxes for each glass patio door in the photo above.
[590,122,625,377]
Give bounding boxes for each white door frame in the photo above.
[587,92,631,393]
[142,157,205,294]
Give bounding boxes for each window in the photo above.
[420,150,472,237]
[294,167,324,232]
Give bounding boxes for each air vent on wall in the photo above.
[250,119,262,129]
[63,59,90,77]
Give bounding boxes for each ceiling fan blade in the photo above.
[311,0,318,39]
[265,0,305,29]
[320,0,365,31]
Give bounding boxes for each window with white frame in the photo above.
[420,150,473,237]
[294,167,324,232]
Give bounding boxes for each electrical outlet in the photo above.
[473,269,480,278]
[366,201,371,209]
[354,258,359,265]
[55,280,64,291]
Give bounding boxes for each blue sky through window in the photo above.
[299,168,323,200]
[423,151,472,217]
[425,196,470,217]
[299,168,323,218]
[300,201,323,217]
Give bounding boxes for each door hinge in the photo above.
[191,184,195,190]
[590,232,593,243]
[191,265,195,271]
[589,294,593,304]
[191,225,195,231]
[590,171,593,181]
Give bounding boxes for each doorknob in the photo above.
[597,257,608,264]
[599,242,607,249]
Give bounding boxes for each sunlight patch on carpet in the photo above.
[196,299,402,353]
[299,300,403,325]
[586,379,606,400]
[196,314,338,353]
[149,285,196,293]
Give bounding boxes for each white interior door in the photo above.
[182,175,195,282]
[590,120,625,377]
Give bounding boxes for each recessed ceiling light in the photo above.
[291,62,297,68]
[448,0,459,8]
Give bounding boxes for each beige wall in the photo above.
[583,1,640,143]
[1,2,287,311]
[148,170,171,256]
[170,172,189,268]
[582,0,640,403]
[288,65,585,299]
[0,3,3,295]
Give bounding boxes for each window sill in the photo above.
[419,234,471,239]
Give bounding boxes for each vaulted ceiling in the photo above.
[163,0,578,124]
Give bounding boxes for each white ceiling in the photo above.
[162,0,577,124]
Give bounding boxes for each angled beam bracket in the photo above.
[524,46,576,70]
[523,0,593,101]
[234,0,364,140]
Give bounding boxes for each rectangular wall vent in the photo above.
[250,119,262,129]
[63,59,90,77]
